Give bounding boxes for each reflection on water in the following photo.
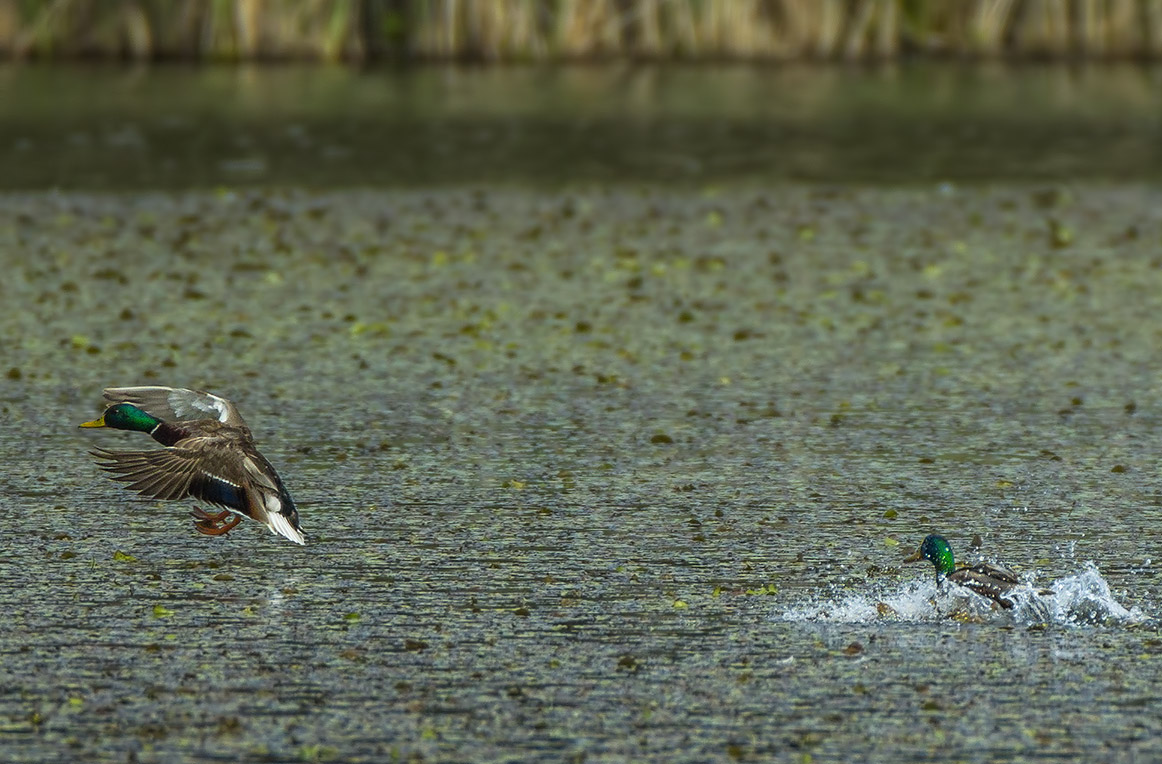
[1,63,1161,188]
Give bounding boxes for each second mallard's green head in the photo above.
[80,403,161,433]
[904,534,956,579]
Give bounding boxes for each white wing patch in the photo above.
[168,389,232,423]
[268,514,306,545]
[103,386,245,426]
[262,494,306,545]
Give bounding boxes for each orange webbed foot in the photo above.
[191,506,243,536]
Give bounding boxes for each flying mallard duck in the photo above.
[80,386,305,545]
[904,534,1017,609]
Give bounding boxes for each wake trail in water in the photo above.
[778,563,1144,627]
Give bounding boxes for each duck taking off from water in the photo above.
[80,386,305,545]
[904,534,1017,609]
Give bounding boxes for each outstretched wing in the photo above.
[102,386,247,428]
[91,444,253,511]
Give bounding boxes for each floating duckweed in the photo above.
[1049,219,1074,248]
[349,322,390,337]
[617,655,639,671]
[297,743,341,762]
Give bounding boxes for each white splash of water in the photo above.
[781,577,943,624]
[1043,563,1144,626]
[778,563,1145,627]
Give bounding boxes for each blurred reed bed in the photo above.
[1,0,1161,61]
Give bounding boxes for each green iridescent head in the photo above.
[80,403,161,433]
[905,534,956,578]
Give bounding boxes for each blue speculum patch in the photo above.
[196,475,243,509]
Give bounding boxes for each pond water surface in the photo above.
[2,65,1162,763]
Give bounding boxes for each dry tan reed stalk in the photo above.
[634,0,663,56]
[668,0,700,56]
[729,0,776,58]
[971,0,1015,56]
[843,0,875,60]
[1106,0,1141,54]
[122,1,153,58]
[875,0,897,57]
[813,0,845,58]
[1146,0,1162,54]
[1078,0,1102,54]
[0,0,15,49]
[1010,0,1063,57]
[236,0,261,56]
